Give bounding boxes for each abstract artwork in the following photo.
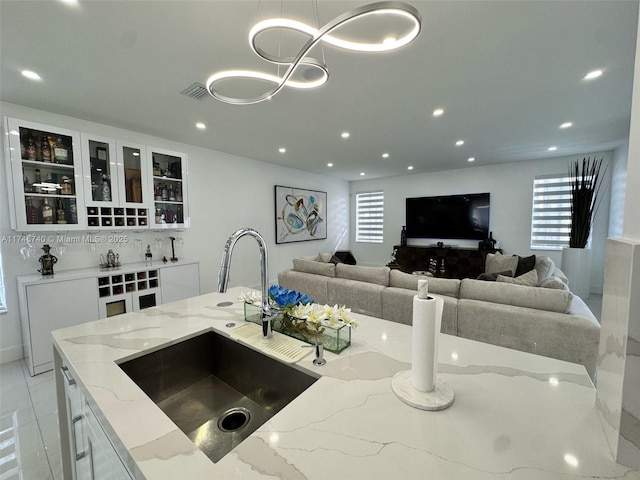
[275,185,327,244]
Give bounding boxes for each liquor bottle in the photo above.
[154,184,162,201]
[56,200,67,224]
[101,174,112,201]
[41,135,52,162]
[41,198,53,224]
[168,185,176,201]
[60,176,72,195]
[20,136,26,158]
[24,174,32,193]
[53,136,68,164]
[175,184,183,202]
[34,168,42,193]
[161,184,168,201]
[26,135,37,160]
[45,172,55,194]
[69,202,77,224]
[26,198,41,224]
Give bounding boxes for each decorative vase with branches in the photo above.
[568,157,605,249]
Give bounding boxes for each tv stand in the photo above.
[389,245,501,280]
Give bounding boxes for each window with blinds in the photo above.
[530,175,572,250]
[356,191,384,243]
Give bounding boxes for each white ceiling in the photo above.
[1,0,638,181]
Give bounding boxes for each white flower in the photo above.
[239,291,261,305]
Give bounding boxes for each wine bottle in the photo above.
[26,135,37,160]
[54,136,68,164]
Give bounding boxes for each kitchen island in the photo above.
[53,287,639,480]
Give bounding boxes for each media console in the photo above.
[389,245,501,279]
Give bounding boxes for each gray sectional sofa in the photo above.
[278,257,601,379]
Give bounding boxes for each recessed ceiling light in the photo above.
[360,172,365,176]
[407,166,414,170]
[21,70,41,81]
[195,122,206,130]
[455,140,464,146]
[583,69,603,80]
[383,37,397,45]
[60,0,79,4]
[433,108,444,117]
[559,122,573,129]
[563,454,579,467]
[382,153,390,158]
[327,163,333,167]
[548,146,557,151]
[468,157,475,162]
[341,131,350,139]
[278,147,286,153]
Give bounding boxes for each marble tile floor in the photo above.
[0,360,62,480]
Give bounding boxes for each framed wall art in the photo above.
[275,185,327,244]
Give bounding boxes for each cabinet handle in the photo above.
[72,414,88,461]
[61,366,76,386]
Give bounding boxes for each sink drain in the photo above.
[217,407,251,432]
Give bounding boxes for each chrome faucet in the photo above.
[218,228,272,338]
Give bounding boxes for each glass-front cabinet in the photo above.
[5,118,86,231]
[117,142,150,231]
[149,147,189,229]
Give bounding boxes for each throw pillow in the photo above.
[514,255,536,277]
[534,256,555,284]
[476,270,514,282]
[485,253,518,276]
[314,252,333,263]
[496,269,538,287]
[539,276,568,290]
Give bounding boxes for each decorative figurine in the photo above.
[145,245,153,266]
[169,236,178,262]
[38,244,58,276]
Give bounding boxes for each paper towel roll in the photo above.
[411,293,444,392]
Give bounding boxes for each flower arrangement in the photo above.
[240,285,356,353]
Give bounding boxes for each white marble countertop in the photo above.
[52,287,640,480]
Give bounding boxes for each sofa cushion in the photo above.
[514,255,536,277]
[496,269,538,287]
[278,269,329,305]
[534,256,555,284]
[336,263,389,286]
[327,278,384,318]
[485,253,518,276]
[459,278,573,313]
[292,258,336,277]
[389,270,460,298]
[381,288,458,334]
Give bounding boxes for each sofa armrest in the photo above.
[278,269,330,305]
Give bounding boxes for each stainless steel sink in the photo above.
[119,330,319,463]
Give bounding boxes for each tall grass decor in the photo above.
[568,157,605,248]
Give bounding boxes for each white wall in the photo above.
[349,152,613,294]
[0,102,349,364]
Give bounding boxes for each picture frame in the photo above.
[275,185,327,244]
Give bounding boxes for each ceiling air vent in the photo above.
[180,82,209,100]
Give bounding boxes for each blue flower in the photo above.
[269,285,314,308]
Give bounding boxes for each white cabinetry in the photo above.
[4,117,86,230]
[19,277,99,376]
[60,365,133,480]
[159,262,200,303]
[19,260,199,376]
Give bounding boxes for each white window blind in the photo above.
[356,191,384,243]
[530,175,572,250]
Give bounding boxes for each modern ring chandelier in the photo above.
[206,1,422,105]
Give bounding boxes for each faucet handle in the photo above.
[303,342,326,366]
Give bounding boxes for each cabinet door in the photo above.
[160,263,200,304]
[84,401,133,480]
[26,278,99,372]
[115,140,149,228]
[5,117,87,230]
[148,147,189,229]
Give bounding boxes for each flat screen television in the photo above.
[405,193,490,240]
